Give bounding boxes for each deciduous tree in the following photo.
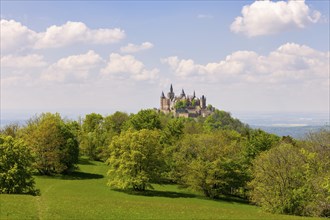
[21,113,79,175]
[0,135,38,195]
[107,129,163,191]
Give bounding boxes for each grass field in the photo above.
[0,158,324,220]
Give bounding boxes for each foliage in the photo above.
[160,118,185,181]
[0,123,21,138]
[21,113,79,175]
[0,135,38,195]
[175,131,248,198]
[174,100,187,110]
[204,110,250,134]
[249,132,330,217]
[104,111,129,134]
[124,109,162,131]
[243,129,280,162]
[107,129,164,191]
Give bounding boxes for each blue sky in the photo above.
[1,0,329,120]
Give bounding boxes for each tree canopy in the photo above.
[0,135,38,195]
[21,113,79,175]
[107,129,163,191]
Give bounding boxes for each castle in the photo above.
[159,84,214,118]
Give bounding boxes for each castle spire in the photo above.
[193,90,196,98]
[170,84,173,93]
[161,91,165,98]
[181,88,186,97]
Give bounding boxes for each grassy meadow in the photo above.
[0,158,324,220]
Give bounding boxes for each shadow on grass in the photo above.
[199,195,250,205]
[78,157,95,165]
[60,171,104,180]
[114,189,196,199]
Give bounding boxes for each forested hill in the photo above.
[1,109,329,217]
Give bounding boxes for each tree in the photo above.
[248,139,330,217]
[160,118,185,182]
[0,123,21,138]
[107,129,163,191]
[174,100,187,110]
[203,110,250,134]
[21,113,79,175]
[175,131,247,198]
[0,135,38,195]
[243,129,280,163]
[124,109,161,131]
[80,113,105,160]
[104,111,129,134]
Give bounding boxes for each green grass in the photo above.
[0,159,324,220]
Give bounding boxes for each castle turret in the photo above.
[160,91,170,111]
[181,89,186,98]
[200,95,206,109]
[167,84,175,100]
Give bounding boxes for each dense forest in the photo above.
[1,109,329,217]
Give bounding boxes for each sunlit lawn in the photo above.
[0,158,324,220]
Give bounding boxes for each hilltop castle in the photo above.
[159,84,214,118]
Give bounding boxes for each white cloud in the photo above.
[35,21,125,49]
[0,19,37,53]
[41,50,103,83]
[1,54,47,68]
[101,53,159,81]
[120,42,154,53]
[0,19,125,52]
[162,43,329,87]
[230,0,321,37]
[161,56,204,77]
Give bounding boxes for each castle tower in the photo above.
[160,91,170,111]
[167,84,175,100]
[181,89,186,98]
[200,95,206,109]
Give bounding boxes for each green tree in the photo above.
[160,118,185,182]
[248,138,330,217]
[175,131,247,198]
[0,135,38,195]
[243,129,280,162]
[21,113,79,175]
[0,123,21,138]
[203,110,249,134]
[104,111,129,134]
[174,100,187,110]
[124,109,161,131]
[80,113,105,160]
[107,129,163,191]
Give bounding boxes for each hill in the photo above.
[0,158,323,220]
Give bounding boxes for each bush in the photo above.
[0,135,38,195]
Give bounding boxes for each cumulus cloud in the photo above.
[1,54,47,69]
[120,42,154,53]
[0,19,38,53]
[35,21,125,49]
[101,53,159,81]
[230,0,321,37]
[41,50,103,83]
[0,19,125,52]
[162,43,329,87]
